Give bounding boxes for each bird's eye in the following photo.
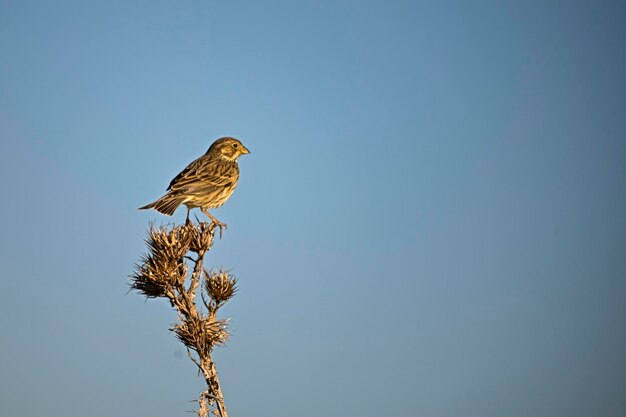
[233,144,238,148]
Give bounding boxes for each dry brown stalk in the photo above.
[131,221,238,417]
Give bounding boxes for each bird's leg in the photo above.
[185,207,191,225]
[201,208,227,238]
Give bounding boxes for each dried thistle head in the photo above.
[172,316,229,356]
[188,221,216,254]
[146,223,193,261]
[131,255,188,297]
[204,270,238,304]
[130,224,191,298]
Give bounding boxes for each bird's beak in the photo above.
[240,145,250,155]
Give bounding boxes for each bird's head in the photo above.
[207,137,250,161]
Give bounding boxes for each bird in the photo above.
[139,137,250,234]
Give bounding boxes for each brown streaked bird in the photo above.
[139,137,250,233]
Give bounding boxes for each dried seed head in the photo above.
[188,221,216,253]
[130,266,168,298]
[130,224,191,298]
[172,316,229,356]
[204,270,238,304]
[130,254,188,298]
[146,224,192,261]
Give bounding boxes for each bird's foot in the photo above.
[213,220,228,239]
[200,209,227,238]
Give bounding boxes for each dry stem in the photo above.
[131,221,237,417]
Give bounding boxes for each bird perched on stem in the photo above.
[139,137,250,236]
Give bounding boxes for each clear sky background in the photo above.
[1,1,625,416]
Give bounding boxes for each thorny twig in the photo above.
[131,221,237,417]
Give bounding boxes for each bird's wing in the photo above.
[168,156,237,193]
[167,156,204,191]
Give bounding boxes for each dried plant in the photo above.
[131,221,238,417]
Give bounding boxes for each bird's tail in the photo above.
[138,194,183,216]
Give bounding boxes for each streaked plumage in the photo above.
[139,137,250,231]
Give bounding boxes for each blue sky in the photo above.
[1,1,625,416]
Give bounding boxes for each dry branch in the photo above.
[131,221,237,417]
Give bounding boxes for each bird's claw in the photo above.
[213,221,228,239]
[200,208,227,238]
